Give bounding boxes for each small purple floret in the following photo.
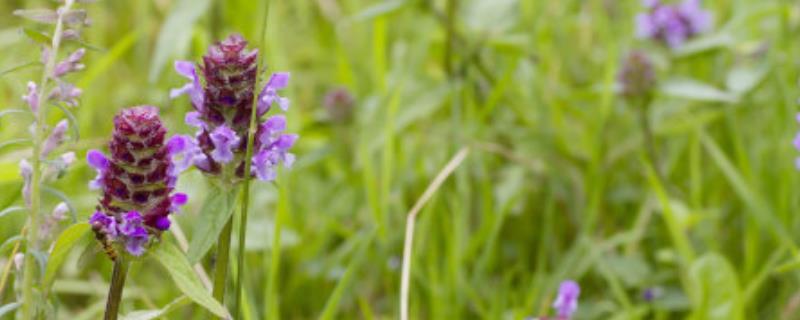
[553,280,580,319]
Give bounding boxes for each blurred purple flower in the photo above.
[52,48,85,77]
[324,87,356,122]
[19,159,33,206]
[553,280,580,319]
[22,81,39,113]
[41,119,68,157]
[48,81,82,107]
[636,0,711,48]
[170,34,297,183]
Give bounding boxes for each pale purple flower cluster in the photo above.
[170,34,297,182]
[636,0,711,48]
[552,280,580,319]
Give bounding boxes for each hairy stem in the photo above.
[637,102,663,182]
[22,1,73,318]
[212,218,233,307]
[103,257,129,320]
[233,1,271,318]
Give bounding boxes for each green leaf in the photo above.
[0,206,26,219]
[150,241,229,318]
[0,109,32,119]
[187,184,239,263]
[0,61,40,78]
[660,78,738,103]
[121,296,191,320]
[0,302,20,317]
[43,222,91,290]
[22,28,51,45]
[673,33,735,57]
[688,253,744,320]
[318,230,375,320]
[0,235,23,253]
[148,0,212,82]
[351,0,406,21]
[13,9,58,24]
[725,64,769,94]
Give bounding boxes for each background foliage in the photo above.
[0,0,799,319]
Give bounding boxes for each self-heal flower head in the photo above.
[87,106,187,258]
[553,280,580,319]
[636,0,711,48]
[170,34,297,183]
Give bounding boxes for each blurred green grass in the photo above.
[0,0,799,319]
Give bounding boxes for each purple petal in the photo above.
[171,61,205,111]
[87,150,109,170]
[185,111,206,129]
[154,216,171,231]
[174,61,196,79]
[553,280,580,318]
[273,134,298,150]
[257,72,291,116]
[209,125,240,163]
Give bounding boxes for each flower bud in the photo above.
[324,87,355,123]
[618,51,656,100]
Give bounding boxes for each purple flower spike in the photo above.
[553,280,580,319]
[170,34,297,182]
[22,81,39,113]
[88,106,186,259]
[636,0,711,48]
[209,125,240,163]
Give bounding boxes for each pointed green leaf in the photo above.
[688,253,743,320]
[0,302,20,317]
[22,27,52,45]
[725,64,769,94]
[121,296,191,320]
[150,241,229,318]
[43,222,91,290]
[148,0,212,82]
[660,78,738,103]
[187,184,239,263]
[13,9,58,24]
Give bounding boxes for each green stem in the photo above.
[233,1,271,318]
[103,258,129,320]
[637,102,664,182]
[212,218,233,307]
[22,1,73,318]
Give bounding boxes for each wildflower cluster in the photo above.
[170,34,297,183]
[636,0,711,48]
[87,107,187,257]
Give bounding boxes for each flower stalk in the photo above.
[103,257,129,320]
[22,0,74,318]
